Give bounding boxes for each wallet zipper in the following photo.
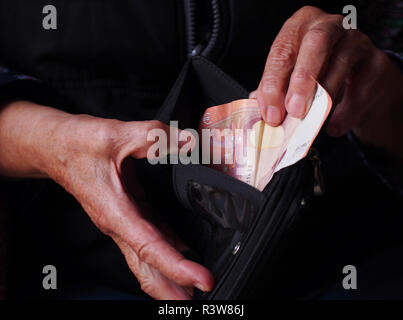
[207,164,305,299]
[184,0,221,57]
[184,0,197,55]
[206,151,319,299]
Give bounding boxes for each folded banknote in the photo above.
[199,84,332,191]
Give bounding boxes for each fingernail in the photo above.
[266,105,282,124]
[288,94,306,118]
[195,283,208,292]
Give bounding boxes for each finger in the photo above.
[141,121,195,158]
[321,31,372,102]
[256,19,300,126]
[285,15,345,119]
[104,190,214,292]
[326,49,381,137]
[115,237,192,300]
[324,34,376,136]
[249,91,257,99]
[130,218,214,291]
[256,6,325,126]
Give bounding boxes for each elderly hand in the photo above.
[254,6,403,158]
[0,101,214,300]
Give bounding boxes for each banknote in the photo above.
[199,99,261,186]
[199,84,332,191]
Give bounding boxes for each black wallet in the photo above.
[149,55,318,300]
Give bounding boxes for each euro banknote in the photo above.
[199,84,332,191]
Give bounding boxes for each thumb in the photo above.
[117,120,196,162]
[141,121,196,162]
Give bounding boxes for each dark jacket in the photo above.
[0,0,402,299]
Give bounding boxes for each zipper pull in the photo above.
[191,43,204,56]
[308,148,325,196]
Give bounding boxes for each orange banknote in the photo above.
[199,84,332,191]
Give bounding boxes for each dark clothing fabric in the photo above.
[0,0,403,299]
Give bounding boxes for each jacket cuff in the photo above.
[0,66,39,87]
[0,67,54,109]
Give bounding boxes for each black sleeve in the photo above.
[0,66,64,110]
[0,66,39,86]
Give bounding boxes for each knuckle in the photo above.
[292,67,311,82]
[334,53,350,67]
[349,31,374,57]
[72,117,119,153]
[140,122,158,139]
[132,120,163,137]
[358,32,373,52]
[357,31,370,43]
[148,119,162,128]
[282,16,295,28]
[269,41,296,69]
[328,14,344,26]
[94,126,114,147]
[305,26,332,46]
[137,241,152,262]
[372,49,389,72]
[260,76,282,93]
[137,238,161,264]
[331,13,344,21]
[343,31,372,57]
[145,120,165,131]
[296,5,323,17]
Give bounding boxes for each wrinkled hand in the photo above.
[43,115,213,299]
[253,6,403,156]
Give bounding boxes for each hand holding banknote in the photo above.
[200,84,332,190]
[254,6,403,160]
